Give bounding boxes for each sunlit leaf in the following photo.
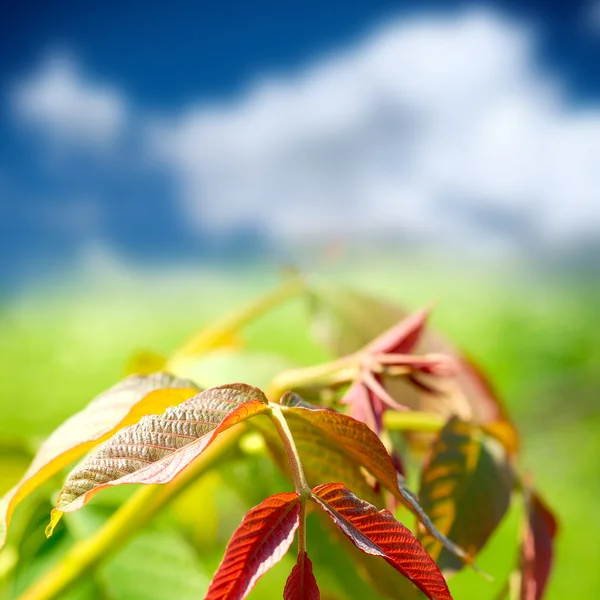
[284,551,320,600]
[282,404,471,565]
[282,405,399,493]
[205,492,301,600]
[0,373,198,549]
[418,417,514,572]
[255,414,382,506]
[312,483,452,600]
[520,491,557,600]
[50,384,269,519]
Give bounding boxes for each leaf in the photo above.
[283,404,397,505]
[284,552,320,600]
[13,503,211,600]
[75,508,212,600]
[520,492,557,600]
[283,405,398,492]
[281,404,471,565]
[308,283,517,439]
[205,492,301,600]
[312,483,452,600]
[307,284,408,357]
[255,415,382,507]
[418,417,514,572]
[50,384,269,518]
[365,306,430,355]
[0,373,199,549]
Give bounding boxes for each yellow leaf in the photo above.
[0,373,199,549]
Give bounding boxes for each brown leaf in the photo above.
[50,383,268,518]
[312,483,452,600]
[206,492,301,600]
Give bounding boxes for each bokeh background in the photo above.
[1,1,599,598]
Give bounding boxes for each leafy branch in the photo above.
[1,280,557,600]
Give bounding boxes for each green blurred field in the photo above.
[0,263,598,598]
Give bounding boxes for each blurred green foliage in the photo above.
[0,263,598,598]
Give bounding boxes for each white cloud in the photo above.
[9,9,600,257]
[12,53,127,147]
[148,8,600,250]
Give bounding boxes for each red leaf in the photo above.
[521,492,558,600]
[312,483,452,600]
[367,307,430,355]
[283,405,469,565]
[206,492,301,600]
[284,552,320,600]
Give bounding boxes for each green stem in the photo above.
[382,410,446,433]
[268,403,309,555]
[297,502,307,557]
[18,427,244,600]
[169,276,305,363]
[268,404,308,495]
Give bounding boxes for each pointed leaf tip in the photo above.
[367,306,430,355]
[284,552,320,600]
[45,509,63,538]
[206,492,301,600]
[312,483,452,600]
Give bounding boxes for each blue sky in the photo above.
[1,0,600,292]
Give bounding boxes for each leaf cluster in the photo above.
[0,278,557,600]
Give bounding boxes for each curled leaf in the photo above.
[284,552,320,600]
[418,417,513,572]
[51,383,268,518]
[312,483,452,600]
[0,373,198,549]
[206,492,301,600]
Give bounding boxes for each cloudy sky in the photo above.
[1,0,600,290]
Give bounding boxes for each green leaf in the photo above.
[418,417,514,573]
[0,373,199,550]
[50,384,269,520]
